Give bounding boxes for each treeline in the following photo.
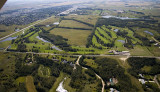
[127,57,160,77]
[62,18,94,27]
[134,33,151,46]
[96,18,160,33]
[0,30,5,32]
[79,56,138,92]
[58,27,92,30]
[39,30,72,51]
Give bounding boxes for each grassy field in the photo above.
[49,72,65,92]
[59,20,93,29]
[15,77,26,86]
[0,52,18,75]
[26,76,37,92]
[129,45,154,56]
[38,16,59,25]
[84,58,98,68]
[50,28,92,47]
[65,15,99,25]
[38,65,51,77]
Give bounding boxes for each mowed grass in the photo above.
[26,76,37,92]
[16,77,26,86]
[59,20,93,29]
[84,58,98,68]
[38,65,51,77]
[50,28,92,47]
[64,15,99,25]
[129,45,154,56]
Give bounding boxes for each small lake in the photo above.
[53,22,60,25]
[118,40,125,44]
[36,36,62,51]
[0,36,17,42]
[36,36,50,43]
[56,78,68,92]
[144,31,153,36]
[102,15,139,20]
[114,29,119,32]
[52,46,62,51]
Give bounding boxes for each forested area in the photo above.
[127,57,160,77]
[79,56,138,92]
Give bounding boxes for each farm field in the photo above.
[50,28,92,47]
[26,76,37,92]
[59,20,93,29]
[64,15,99,25]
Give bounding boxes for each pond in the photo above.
[36,36,50,43]
[0,36,17,42]
[36,36,62,51]
[53,22,60,25]
[52,46,62,51]
[102,15,139,20]
[118,40,125,44]
[114,29,119,32]
[56,78,68,92]
[144,31,153,36]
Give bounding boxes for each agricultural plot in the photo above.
[65,15,99,25]
[59,20,93,29]
[50,28,92,47]
[26,76,37,92]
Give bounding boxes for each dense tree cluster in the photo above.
[127,57,160,77]
[79,56,138,92]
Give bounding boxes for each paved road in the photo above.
[1,50,160,59]
[0,16,54,41]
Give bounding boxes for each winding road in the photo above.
[75,55,105,92]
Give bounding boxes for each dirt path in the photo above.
[75,55,105,92]
[95,73,105,92]
[152,37,160,44]
[154,75,160,89]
